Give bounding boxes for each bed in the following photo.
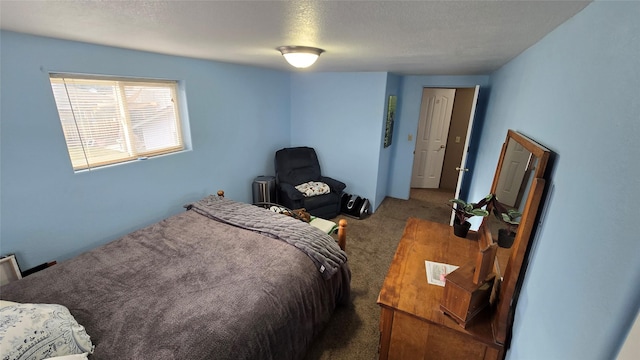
[0,193,351,360]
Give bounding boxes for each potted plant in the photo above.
[484,194,522,248]
[496,209,522,248]
[449,194,491,238]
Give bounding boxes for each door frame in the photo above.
[449,85,480,225]
[409,86,480,210]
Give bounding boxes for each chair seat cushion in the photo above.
[295,181,331,197]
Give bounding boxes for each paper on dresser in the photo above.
[425,260,459,287]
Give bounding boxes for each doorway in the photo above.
[410,86,479,203]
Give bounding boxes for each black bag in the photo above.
[340,193,370,219]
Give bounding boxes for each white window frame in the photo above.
[49,74,185,171]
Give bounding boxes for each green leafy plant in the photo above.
[499,208,522,234]
[487,194,523,234]
[449,194,492,224]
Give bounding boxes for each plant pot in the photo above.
[453,219,472,238]
[498,229,516,248]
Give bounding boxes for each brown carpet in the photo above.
[303,188,453,360]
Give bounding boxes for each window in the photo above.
[49,74,184,171]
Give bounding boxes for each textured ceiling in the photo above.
[0,0,591,75]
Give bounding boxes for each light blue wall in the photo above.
[468,2,639,359]
[387,75,490,200]
[376,73,401,208]
[0,31,291,269]
[290,72,388,211]
[5,4,637,356]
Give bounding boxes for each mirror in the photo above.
[486,131,549,271]
[495,138,536,212]
[486,138,537,265]
[483,130,550,344]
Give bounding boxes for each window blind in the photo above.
[49,75,184,171]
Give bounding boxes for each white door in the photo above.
[450,86,480,225]
[411,88,456,188]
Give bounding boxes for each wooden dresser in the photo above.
[377,218,504,360]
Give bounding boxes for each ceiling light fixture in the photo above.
[277,46,325,69]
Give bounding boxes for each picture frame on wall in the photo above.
[384,95,397,148]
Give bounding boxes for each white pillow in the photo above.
[0,301,94,360]
[295,181,330,197]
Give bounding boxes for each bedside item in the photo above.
[252,175,277,205]
[309,217,348,251]
[309,216,338,234]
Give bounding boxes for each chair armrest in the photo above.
[278,183,305,201]
[320,176,346,193]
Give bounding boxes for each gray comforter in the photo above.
[190,195,347,279]
[0,198,351,360]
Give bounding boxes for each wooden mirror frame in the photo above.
[486,130,550,345]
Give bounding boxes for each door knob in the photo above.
[440,145,446,148]
[456,167,469,172]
